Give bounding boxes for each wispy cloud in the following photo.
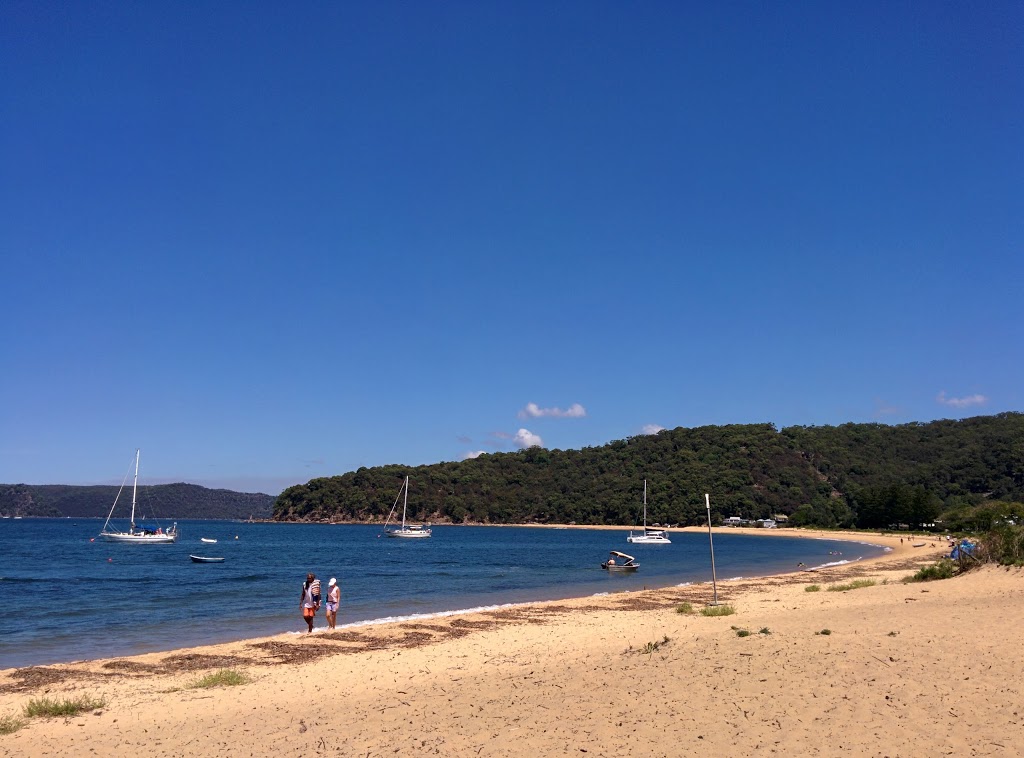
[640,424,665,435]
[456,435,472,444]
[517,402,587,419]
[462,450,487,460]
[872,399,902,418]
[936,391,987,409]
[513,428,543,448]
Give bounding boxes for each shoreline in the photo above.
[6,533,1018,756]
[0,529,927,678]
[4,526,902,671]
[2,527,913,672]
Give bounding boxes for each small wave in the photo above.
[338,602,523,629]
[589,591,610,597]
[286,627,327,636]
[807,557,862,570]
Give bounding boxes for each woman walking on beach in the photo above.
[326,577,340,629]
[300,573,318,633]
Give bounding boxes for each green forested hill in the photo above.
[0,482,275,520]
[273,413,1024,529]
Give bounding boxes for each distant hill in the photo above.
[0,482,275,520]
[273,413,1024,529]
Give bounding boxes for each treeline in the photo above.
[0,483,275,520]
[273,412,1024,530]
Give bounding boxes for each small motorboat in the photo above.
[190,555,225,563]
[200,537,218,543]
[601,550,639,572]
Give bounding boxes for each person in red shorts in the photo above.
[300,573,319,633]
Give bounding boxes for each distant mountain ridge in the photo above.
[0,482,275,520]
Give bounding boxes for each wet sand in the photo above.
[2,530,1021,757]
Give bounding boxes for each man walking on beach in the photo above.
[309,575,321,607]
[300,573,319,633]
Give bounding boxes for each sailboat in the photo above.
[382,476,432,538]
[626,480,671,544]
[99,449,178,543]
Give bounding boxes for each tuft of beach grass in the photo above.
[905,559,956,583]
[700,604,735,617]
[23,695,106,718]
[188,669,250,689]
[0,714,27,734]
[827,579,875,592]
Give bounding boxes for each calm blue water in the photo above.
[0,519,886,669]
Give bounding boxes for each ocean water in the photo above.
[0,518,886,669]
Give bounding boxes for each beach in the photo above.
[2,530,1021,757]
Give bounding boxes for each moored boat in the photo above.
[383,476,432,538]
[601,550,639,572]
[99,450,178,544]
[627,480,671,544]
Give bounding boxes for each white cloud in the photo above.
[462,450,487,460]
[641,424,665,435]
[936,391,988,409]
[513,428,544,448]
[518,402,587,419]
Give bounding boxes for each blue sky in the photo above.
[2,2,1021,494]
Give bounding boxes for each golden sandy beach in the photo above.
[2,530,1021,757]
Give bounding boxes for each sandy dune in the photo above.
[2,530,1020,757]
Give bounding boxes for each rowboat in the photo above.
[190,555,225,563]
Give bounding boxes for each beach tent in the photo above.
[949,540,977,560]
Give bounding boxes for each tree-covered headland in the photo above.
[274,413,1024,530]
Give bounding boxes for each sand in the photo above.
[2,529,1021,757]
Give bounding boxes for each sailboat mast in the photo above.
[402,476,409,529]
[643,479,647,530]
[130,449,140,530]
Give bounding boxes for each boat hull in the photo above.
[602,564,639,572]
[100,532,177,544]
[626,532,671,544]
[190,555,225,563]
[385,528,432,538]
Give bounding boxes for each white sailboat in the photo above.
[626,480,671,544]
[383,476,431,538]
[99,449,178,543]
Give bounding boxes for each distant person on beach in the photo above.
[326,577,340,629]
[300,573,318,633]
